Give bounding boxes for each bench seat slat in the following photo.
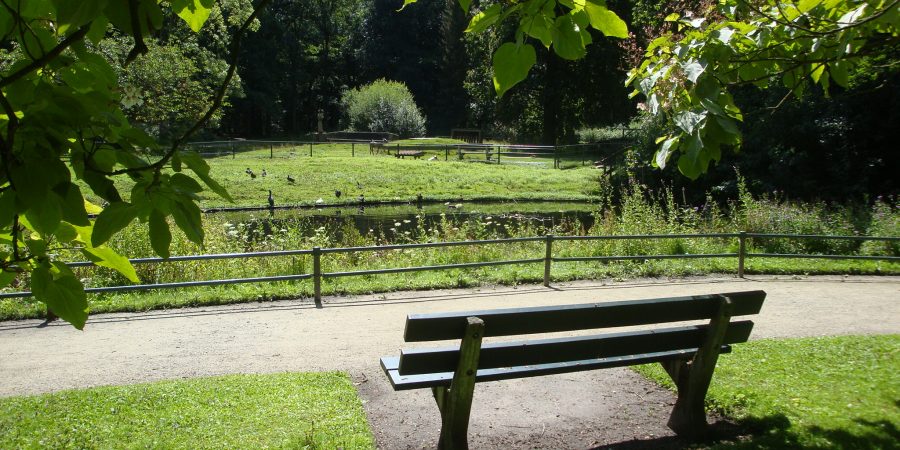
[381,345,733,390]
[398,321,753,376]
[404,291,765,342]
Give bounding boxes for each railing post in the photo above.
[309,142,313,157]
[270,143,273,159]
[738,231,746,278]
[445,146,449,161]
[352,142,355,157]
[313,247,322,307]
[543,234,554,287]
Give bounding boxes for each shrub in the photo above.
[342,79,426,138]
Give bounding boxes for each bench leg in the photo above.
[431,317,484,450]
[662,296,734,439]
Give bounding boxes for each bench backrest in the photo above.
[397,291,765,376]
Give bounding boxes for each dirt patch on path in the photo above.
[1,275,898,448]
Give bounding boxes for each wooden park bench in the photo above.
[396,148,425,159]
[380,290,766,449]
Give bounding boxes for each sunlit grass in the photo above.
[634,335,900,448]
[0,372,374,449]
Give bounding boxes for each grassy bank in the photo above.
[2,183,897,321]
[634,334,900,448]
[0,372,374,449]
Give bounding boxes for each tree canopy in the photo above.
[0,0,261,328]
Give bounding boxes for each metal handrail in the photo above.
[1,232,897,306]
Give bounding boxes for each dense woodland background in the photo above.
[108,0,897,203]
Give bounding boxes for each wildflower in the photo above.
[403,219,411,224]
[394,222,401,227]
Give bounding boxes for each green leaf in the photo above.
[799,0,824,12]
[654,136,679,169]
[92,202,138,247]
[521,12,554,47]
[24,193,62,235]
[551,15,589,60]
[492,42,536,98]
[682,60,706,84]
[149,209,172,259]
[53,0,109,33]
[82,246,139,283]
[171,199,204,245]
[584,0,628,38]
[31,265,88,330]
[458,0,472,12]
[677,133,705,180]
[466,4,502,33]
[180,151,233,202]
[86,15,109,44]
[397,0,418,11]
[170,0,213,32]
[0,270,15,289]
[55,223,79,243]
[674,110,706,135]
[0,191,15,229]
[53,183,91,226]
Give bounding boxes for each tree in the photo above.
[625,0,900,179]
[0,0,268,328]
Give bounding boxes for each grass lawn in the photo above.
[634,334,900,448]
[94,144,602,208]
[0,372,374,449]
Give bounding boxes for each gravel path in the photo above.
[1,275,898,448]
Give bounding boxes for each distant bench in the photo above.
[369,142,426,159]
[381,290,767,449]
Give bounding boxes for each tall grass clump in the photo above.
[732,174,859,254]
[861,196,900,256]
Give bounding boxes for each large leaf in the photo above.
[466,4,502,33]
[149,209,172,259]
[0,270,15,289]
[180,151,233,202]
[31,265,88,330]
[92,202,138,246]
[171,199,204,245]
[551,14,590,60]
[82,246,139,283]
[654,136,679,169]
[674,110,706,134]
[53,0,109,32]
[24,193,62,235]
[584,0,628,38]
[492,43,536,98]
[170,0,213,32]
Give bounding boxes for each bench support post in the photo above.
[663,295,734,438]
[432,316,484,450]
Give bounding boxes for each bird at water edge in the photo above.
[268,190,274,209]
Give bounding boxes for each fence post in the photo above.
[309,142,313,157]
[352,142,355,157]
[445,146,449,161]
[738,231,747,278]
[543,234,554,287]
[313,247,322,307]
[231,142,235,159]
[270,144,273,159]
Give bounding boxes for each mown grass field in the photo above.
[634,334,900,448]
[92,142,603,208]
[0,372,374,449]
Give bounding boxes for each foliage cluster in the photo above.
[635,334,900,448]
[342,79,427,138]
[626,0,900,178]
[0,372,374,449]
[0,0,264,328]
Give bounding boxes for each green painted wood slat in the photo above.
[380,345,734,390]
[403,291,765,342]
[398,321,753,376]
